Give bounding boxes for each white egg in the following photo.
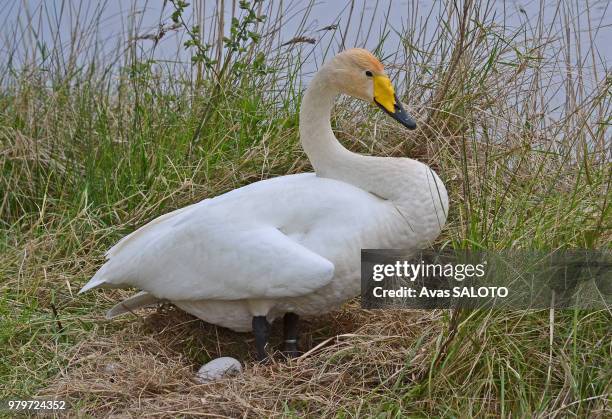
[195,357,242,383]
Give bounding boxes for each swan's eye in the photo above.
[365,70,373,77]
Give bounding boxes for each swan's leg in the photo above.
[283,312,300,358]
[252,316,270,362]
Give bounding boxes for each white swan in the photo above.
[80,49,448,360]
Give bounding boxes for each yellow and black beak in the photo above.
[373,75,417,130]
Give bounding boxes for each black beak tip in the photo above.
[394,104,417,130]
[375,97,417,130]
[403,118,417,130]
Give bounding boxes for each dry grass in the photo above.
[43,305,445,417]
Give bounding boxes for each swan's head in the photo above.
[326,48,417,130]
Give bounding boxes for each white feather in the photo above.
[106,291,160,319]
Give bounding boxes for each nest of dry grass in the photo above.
[42,303,444,417]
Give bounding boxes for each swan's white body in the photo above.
[81,49,448,332]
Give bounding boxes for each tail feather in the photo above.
[79,260,121,294]
[106,291,160,319]
[78,272,109,294]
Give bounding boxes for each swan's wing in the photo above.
[104,203,198,259]
[80,173,388,300]
[82,220,335,301]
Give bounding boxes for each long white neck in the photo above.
[299,69,350,174]
[298,65,449,244]
[299,66,411,203]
